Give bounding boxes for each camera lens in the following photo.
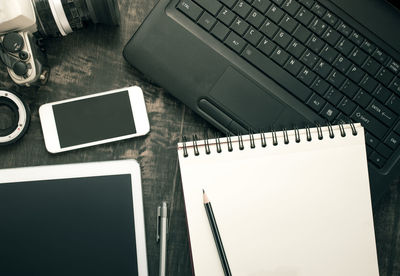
[32,0,120,37]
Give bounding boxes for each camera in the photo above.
[0,0,120,87]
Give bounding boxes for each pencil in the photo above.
[203,190,232,276]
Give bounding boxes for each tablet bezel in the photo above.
[0,159,148,276]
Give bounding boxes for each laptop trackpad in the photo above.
[209,67,285,128]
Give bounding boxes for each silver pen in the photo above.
[157,201,168,276]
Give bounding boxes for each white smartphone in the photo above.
[39,86,150,153]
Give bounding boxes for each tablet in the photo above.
[0,159,148,276]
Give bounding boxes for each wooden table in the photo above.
[1,1,399,275]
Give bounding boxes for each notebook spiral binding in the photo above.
[181,122,358,158]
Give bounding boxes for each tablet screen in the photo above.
[0,174,139,276]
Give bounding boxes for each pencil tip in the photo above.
[203,190,209,204]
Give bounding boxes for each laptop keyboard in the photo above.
[176,0,400,169]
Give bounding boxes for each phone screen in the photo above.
[53,91,136,148]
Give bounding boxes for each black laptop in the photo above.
[123,0,400,203]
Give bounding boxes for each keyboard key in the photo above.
[311,3,326,17]
[307,93,326,112]
[367,99,397,126]
[266,4,285,23]
[271,47,289,66]
[231,17,250,36]
[257,37,276,56]
[287,39,305,58]
[337,22,352,37]
[247,9,266,28]
[310,18,328,36]
[365,132,379,148]
[341,79,359,98]
[271,0,284,5]
[293,25,311,44]
[198,12,217,31]
[373,85,392,103]
[347,65,365,84]
[233,1,252,18]
[307,35,325,53]
[323,11,338,26]
[322,28,340,46]
[335,112,349,124]
[336,38,354,56]
[349,48,368,66]
[220,0,237,8]
[224,32,247,53]
[244,27,263,45]
[295,7,314,26]
[362,57,380,76]
[354,90,372,108]
[311,77,330,95]
[314,59,332,78]
[284,57,303,76]
[368,151,386,168]
[325,87,343,105]
[361,40,376,55]
[298,67,316,86]
[301,49,318,68]
[260,19,279,38]
[273,29,291,48]
[376,67,395,86]
[333,55,351,73]
[388,59,400,74]
[338,96,357,116]
[389,77,400,94]
[299,0,315,9]
[320,103,339,120]
[218,7,236,25]
[327,69,345,88]
[211,21,230,40]
[196,0,222,15]
[376,143,392,159]
[320,45,338,63]
[252,0,272,13]
[385,132,400,149]
[395,121,400,134]
[386,93,400,113]
[351,106,388,139]
[282,0,300,16]
[372,49,388,64]
[178,0,203,21]
[360,75,378,93]
[279,14,298,33]
[349,31,364,46]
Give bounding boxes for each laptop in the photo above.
[123,0,400,203]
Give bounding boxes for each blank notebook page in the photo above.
[178,124,379,276]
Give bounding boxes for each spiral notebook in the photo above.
[177,123,379,276]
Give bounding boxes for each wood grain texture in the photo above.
[0,0,399,275]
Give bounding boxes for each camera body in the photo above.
[0,0,120,87]
[0,1,49,86]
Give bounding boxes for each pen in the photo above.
[157,201,168,276]
[203,190,232,276]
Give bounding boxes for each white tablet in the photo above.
[0,159,148,276]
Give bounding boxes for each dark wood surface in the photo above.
[0,1,399,275]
